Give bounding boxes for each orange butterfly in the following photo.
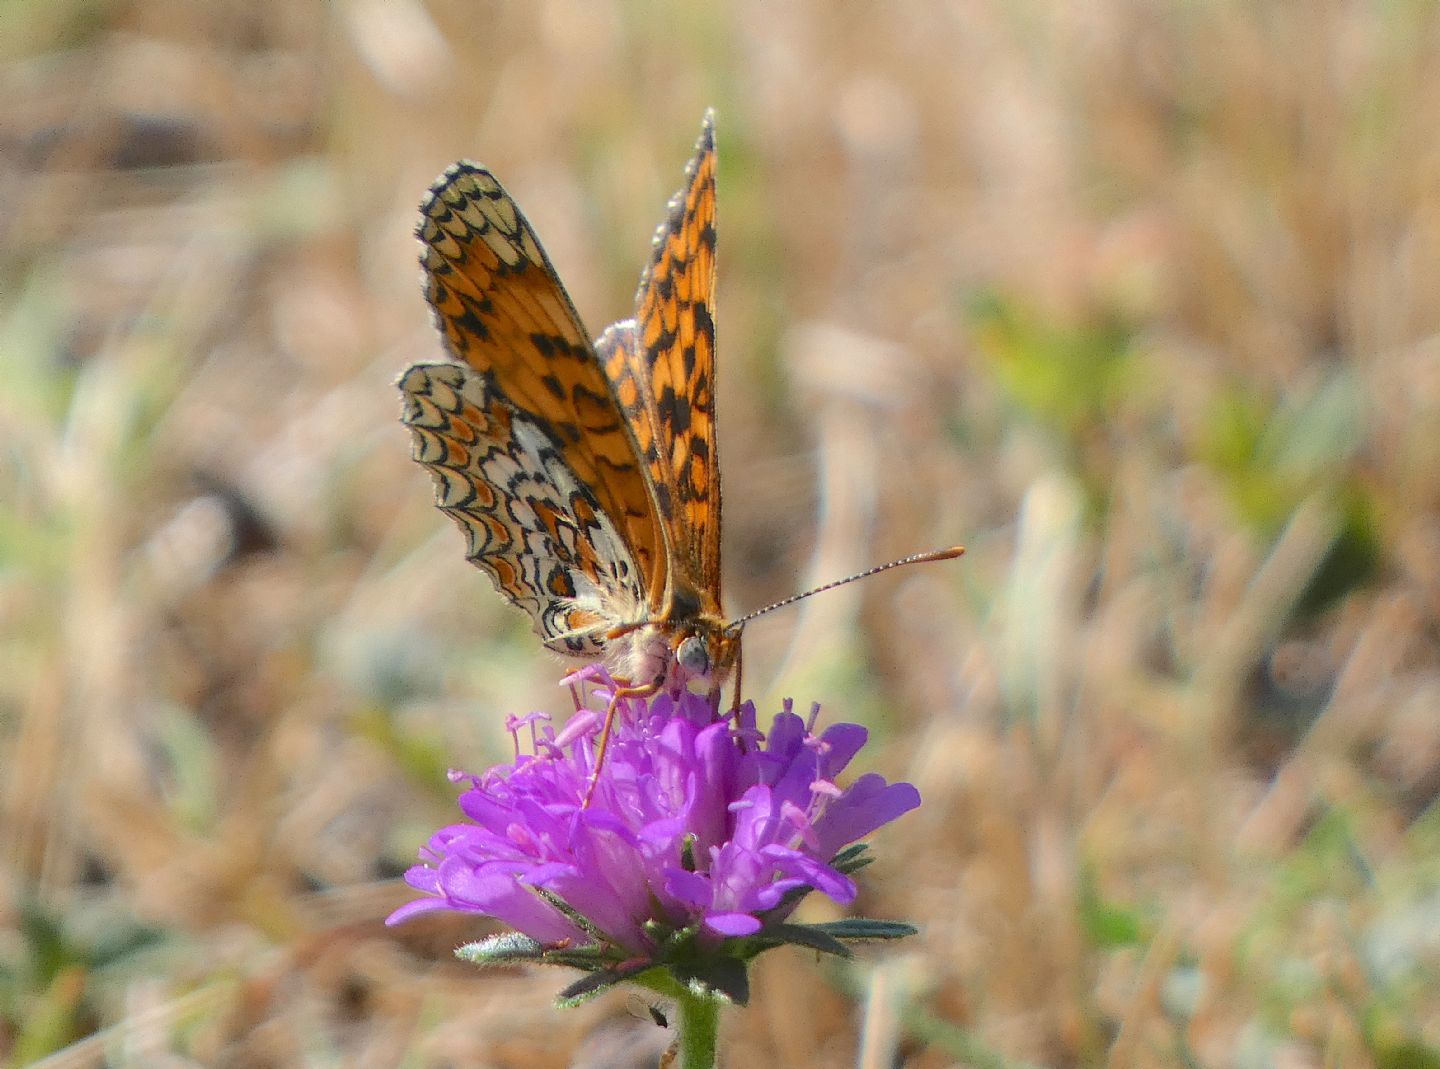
[400,112,733,696]
[400,112,960,699]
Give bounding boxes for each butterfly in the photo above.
[399,113,963,701]
[399,111,734,697]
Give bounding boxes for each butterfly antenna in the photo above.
[727,545,965,631]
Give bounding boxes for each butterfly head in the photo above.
[605,600,737,695]
[671,618,739,683]
[654,578,737,687]
[601,581,738,693]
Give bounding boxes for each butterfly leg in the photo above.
[582,677,662,808]
[715,640,743,715]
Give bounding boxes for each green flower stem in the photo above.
[675,986,720,1069]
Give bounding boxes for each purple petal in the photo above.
[665,868,713,910]
[704,912,763,937]
[815,777,921,855]
[814,723,868,775]
[385,897,451,926]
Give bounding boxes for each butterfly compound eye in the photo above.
[676,635,711,677]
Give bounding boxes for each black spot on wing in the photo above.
[546,566,576,597]
[646,327,679,370]
[657,385,692,434]
[452,303,491,344]
[570,381,623,432]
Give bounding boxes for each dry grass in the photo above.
[4,1,1440,1066]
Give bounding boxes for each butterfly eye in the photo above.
[675,635,711,677]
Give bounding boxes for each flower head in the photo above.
[389,669,920,1003]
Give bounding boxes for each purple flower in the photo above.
[388,669,920,995]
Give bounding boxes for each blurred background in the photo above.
[4,1,1440,1066]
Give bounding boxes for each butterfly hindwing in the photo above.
[399,362,644,654]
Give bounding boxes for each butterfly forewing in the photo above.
[418,164,663,588]
[606,113,722,616]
